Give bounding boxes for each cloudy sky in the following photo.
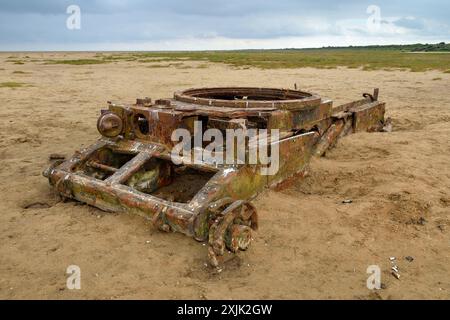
[0,0,449,51]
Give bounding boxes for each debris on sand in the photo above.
[389,257,401,280]
[382,117,392,132]
[49,153,66,160]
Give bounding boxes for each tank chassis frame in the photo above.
[44,87,386,266]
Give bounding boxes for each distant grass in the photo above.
[49,54,137,64]
[0,81,26,88]
[137,57,187,63]
[15,45,450,72]
[432,77,442,80]
[196,63,209,69]
[146,62,185,68]
[12,71,31,74]
[126,49,450,72]
[100,54,137,62]
[145,63,173,68]
[44,59,110,65]
[144,62,210,69]
[6,59,25,65]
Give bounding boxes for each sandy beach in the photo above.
[0,52,449,299]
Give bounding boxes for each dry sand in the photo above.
[0,52,449,299]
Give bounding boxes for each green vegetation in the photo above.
[11,42,448,72]
[144,61,212,69]
[127,48,450,72]
[136,57,187,63]
[44,59,110,65]
[196,63,209,69]
[6,59,25,65]
[145,62,185,68]
[98,54,137,62]
[0,81,26,88]
[145,63,174,68]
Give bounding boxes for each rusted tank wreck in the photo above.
[44,87,386,266]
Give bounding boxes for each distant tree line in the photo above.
[282,42,450,52]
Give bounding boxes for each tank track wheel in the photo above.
[208,200,258,267]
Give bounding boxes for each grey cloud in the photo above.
[0,0,449,49]
[393,17,425,30]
